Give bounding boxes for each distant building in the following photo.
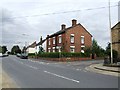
[118,1,120,21]
[27,41,39,54]
[111,22,120,58]
[46,19,92,53]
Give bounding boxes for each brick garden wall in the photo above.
[29,56,92,62]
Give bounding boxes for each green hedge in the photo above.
[37,52,89,58]
[28,53,35,56]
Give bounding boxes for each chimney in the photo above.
[61,24,66,30]
[72,19,77,26]
[40,36,42,42]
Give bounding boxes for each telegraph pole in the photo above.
[108,0,113,64]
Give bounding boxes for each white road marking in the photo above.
[76,69,80,71]
[44,71,80,83]
[83,70,87,72]
[29,66,38,70]
[25,64,38,70]
[76,68,82,71]
[12,58,39,70]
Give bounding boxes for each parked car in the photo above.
[16,53,21,57]
[3,53,9,57]
[20,53,28,59]
[0,53,3,57]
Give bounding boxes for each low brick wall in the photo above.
[29,56,91,62]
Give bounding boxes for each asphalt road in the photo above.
[2,55,118,88]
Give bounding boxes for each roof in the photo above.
[47,23,92,39]
[36,23,92,46]
[111,21,120,30]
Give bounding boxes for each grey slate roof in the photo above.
[36,23,92,46]
[47,23,92,39]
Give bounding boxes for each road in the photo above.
[2,55,118,88]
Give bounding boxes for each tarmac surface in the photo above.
[1,55,119,88]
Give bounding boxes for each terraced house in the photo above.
[46,19,92,53]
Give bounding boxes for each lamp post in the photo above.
[108,0,113,64]
[22,34,29,53]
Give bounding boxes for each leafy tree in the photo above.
[2,46,8,54]
[105,43,118,58]
[11,45,21,54]
[22,46,27,53]
[85,39,105,57]
[38,46,44,54]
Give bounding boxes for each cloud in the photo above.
[0,0,119,50]
[1,8,39,50]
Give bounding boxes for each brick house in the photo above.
[46,19,92,53]
[111,21,120,58]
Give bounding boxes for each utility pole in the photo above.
[39,36,42,53]
[108,0,113,64]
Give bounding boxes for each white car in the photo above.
[0,53,3,57]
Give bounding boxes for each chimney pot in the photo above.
[61,24,66,30]
[72,19,77,26]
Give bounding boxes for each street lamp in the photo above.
[108,0,113,64]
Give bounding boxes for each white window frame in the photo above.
[53,37,55,45]
[58,35,62,44]
[48,38,51,45]
[70,46,75,53]
[48,48,51,52]
[70,34,74,43]
[81,45,85,53]
[53,47,55,52]
[81,36,84,44]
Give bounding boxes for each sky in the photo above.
[0,0,120,51]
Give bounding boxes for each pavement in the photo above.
[0,57,17,89]
[86,63,119,77]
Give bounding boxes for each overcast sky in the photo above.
[0,0,119,51]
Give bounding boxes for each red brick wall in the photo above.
[35,57,92,62]
[65,25,92,52]
[46,23,92,53]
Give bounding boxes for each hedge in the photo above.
[28,53,35,56]
[36,52,90,58]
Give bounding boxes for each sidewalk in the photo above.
[0,61,17,88]
[94,64,119,73]
[86,63,120,77]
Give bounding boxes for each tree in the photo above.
[85,39,105,57]
[2,46,8,54]
[11,45,21,55]
[22,46,27,53]
[105,43,118,58]
[38,46,44,54]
